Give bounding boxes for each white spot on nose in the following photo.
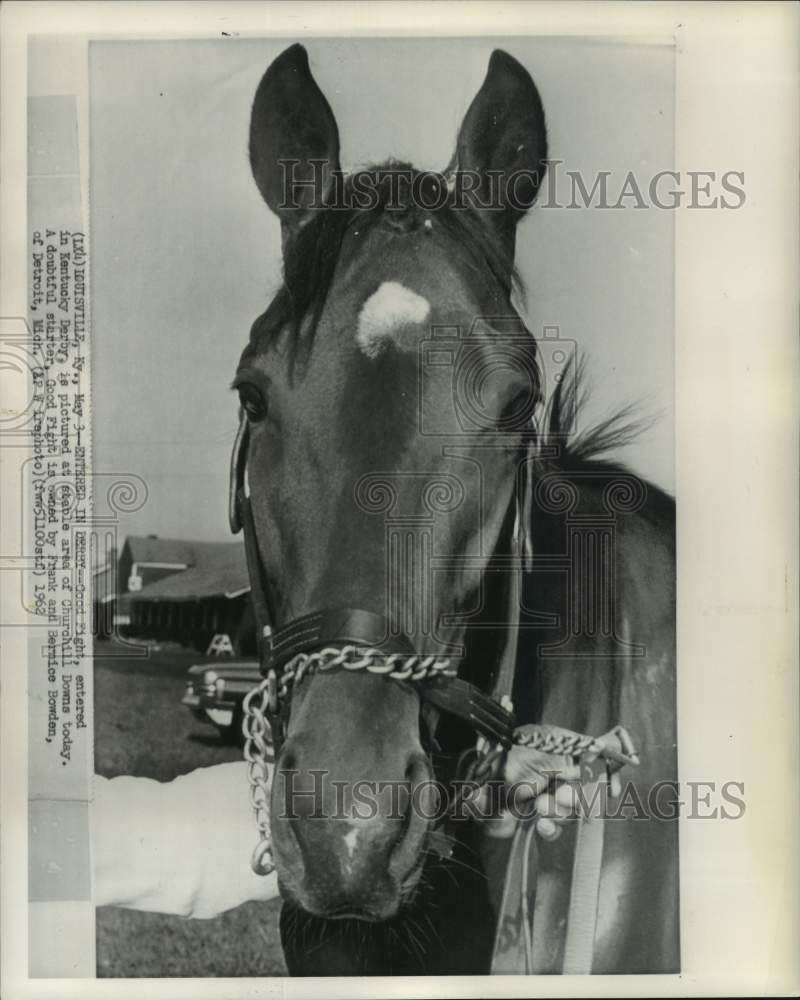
[357,281,430,359]
[343,826,359,859]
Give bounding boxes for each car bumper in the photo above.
[205,706,235,728]
[181,691,238,729]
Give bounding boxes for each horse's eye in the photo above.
[500,387,537,431]
[237,382,267,422]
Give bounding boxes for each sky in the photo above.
[87,35,674,542]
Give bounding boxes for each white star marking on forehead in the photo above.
[343,826,359,859]
[356,281,430,359]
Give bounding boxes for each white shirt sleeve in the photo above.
[93,761,279,919]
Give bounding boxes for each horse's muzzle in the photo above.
[269,739,433,921]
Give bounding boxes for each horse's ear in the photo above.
[451,49,547,228]
[249,44,340,229]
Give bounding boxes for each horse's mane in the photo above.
[534,360,675,519]
[246,161,521,361]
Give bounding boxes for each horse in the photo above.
[232,43,678,975]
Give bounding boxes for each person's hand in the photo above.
[480,725,623,842]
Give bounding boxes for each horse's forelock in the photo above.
[246,161,522,364]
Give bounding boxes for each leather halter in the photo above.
[228,412,533,749]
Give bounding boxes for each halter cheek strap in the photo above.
[490,437,536,709]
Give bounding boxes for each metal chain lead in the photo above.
[278,644,457,694]
[242,681,276,875]
[241,646,636,876]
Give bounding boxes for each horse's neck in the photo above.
[516,466,676,766]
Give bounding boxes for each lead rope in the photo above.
[562,753,607,974]
[490,439,537,972]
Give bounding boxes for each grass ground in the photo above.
[94,639,286,977]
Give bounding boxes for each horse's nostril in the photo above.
[389,752,435,876]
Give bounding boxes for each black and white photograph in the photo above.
[1,3,797,997]
[90,33,678,978]
[87,32,681,976]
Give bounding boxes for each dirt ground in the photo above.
[94,638,286,977]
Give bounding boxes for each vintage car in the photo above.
[181,660,260,741]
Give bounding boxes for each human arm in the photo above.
[93,761,278,918]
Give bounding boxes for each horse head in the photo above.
[236,43,547,921]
